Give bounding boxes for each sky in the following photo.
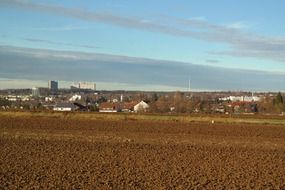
[0,0,285,91]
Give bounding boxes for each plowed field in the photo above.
[1,112,285,189]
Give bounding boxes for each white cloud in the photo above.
[0,77,191,91]
[32,24,87,31]
[0,45,187,65]
[1,0,285,63]
[0,78,47,89]
[182,18,285,63]
[1,45,285,91]
[206,59,220,63]
[227,22,249,29]
[24,38,100,49]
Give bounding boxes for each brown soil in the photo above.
[1,113,285,189]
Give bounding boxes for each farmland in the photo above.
[1,112,285,189]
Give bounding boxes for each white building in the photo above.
[32,87,40,97]
[21,96,30,101]
[45,97,54,102]
[6,95,20,101]
[134,101,149,112]
[53,103,77,111]
[69,94,82,102]
[79,82,96,90]
[219,96,261,102]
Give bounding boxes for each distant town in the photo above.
[0,80,284,115]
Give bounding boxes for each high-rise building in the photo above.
[48,80,58,95]
[78,82,96,90]
[32,87,40,97]
[48,80,58,91]
[71,82,96,90]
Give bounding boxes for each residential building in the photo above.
[69,94,82,102]
[134,101,149,112]
[121,102,138,112]
[99,102,120,112]
[53,103,77,111]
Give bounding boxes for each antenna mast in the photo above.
[188,75,192,98]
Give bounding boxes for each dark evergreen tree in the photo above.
[275,92,283,105]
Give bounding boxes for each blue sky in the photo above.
[0,0,285,91]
